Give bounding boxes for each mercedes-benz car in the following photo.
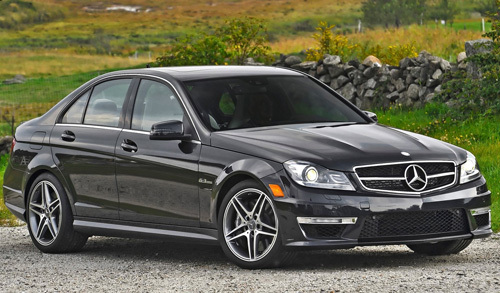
[3,66,491,269]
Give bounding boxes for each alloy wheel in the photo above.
[222,188,278,262]
[28,180,62,246]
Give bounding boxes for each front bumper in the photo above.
[264,172,491,249]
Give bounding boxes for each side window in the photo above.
[61,91,90,124]
[131,80,185,131]
[84,79,132,127]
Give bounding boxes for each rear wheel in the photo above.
[27,173,88,253]
[407,239,472,255]
[218,180,295,269]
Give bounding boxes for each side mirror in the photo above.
[150,120,191,141]
[363,111,378,122]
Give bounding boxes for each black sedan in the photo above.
[3,66,491,269]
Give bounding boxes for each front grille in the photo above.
[474,213,490,227]
[355,161,456,194]
[301,225,345,239]
[359,209,469,241]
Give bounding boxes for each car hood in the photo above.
[210,123,466,172]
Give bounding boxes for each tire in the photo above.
[26,173,88,253]
[407,239,472,256]
[218,180,295,269]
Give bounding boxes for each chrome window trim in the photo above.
[353,160,457,196]
[55,123,122,131]
[57,73,202,141]
[120,129,202,144]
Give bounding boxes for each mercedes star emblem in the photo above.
[404,164,428,191]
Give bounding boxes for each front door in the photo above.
[115,78,201,226]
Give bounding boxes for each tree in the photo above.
[362,0,427,28]
[428,0,459,26]
[216,17,272,65]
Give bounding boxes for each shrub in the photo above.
[156,17,272,66]
[436,0,500,119]
[305,21,359,61]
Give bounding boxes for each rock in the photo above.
[399,57,414,69]
[328,65,345,78]
[348,59,361,68]
[390,69,401,80]
[379,75,388,83]
[352,71,366,86]
[410,67,421,79]
[416,50,432,64]
[386,91,399,101]
[405,75,414,85]
[457,52,467,63]
[407,84,420,100]
[323,54,342,66]
[339,82,357,100]
[380,65,390,75]
[394,78,405,93]
[364,78,377,90]
[398,93,413,107]
[3,74,26,85]
[319,74,331,83]
[243,58,264,66]
[330,75,350,90]
[458,62,467,70]
[316,64,327,75]
[363,66,379,78]
[343,64,356,74]
[387,83,396,92]
[426,79,440,88]
[440,59,451,71]
[364,90,375,99]
[284,55,302,67]
[291,61,317,72]
[434,85,442,94]
[425,93,435,102]
[362,55,382,67]
[465,39,493,57]
[354,97,363,108]
[418,86,429,99]
[360,96,373,109]
[432,69,443,80]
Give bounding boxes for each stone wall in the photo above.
[0,136,13,156]
[271,50,466,110]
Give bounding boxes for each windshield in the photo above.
[184,75,368,131]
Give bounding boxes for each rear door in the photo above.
[51,78,133,219]
[115,78,201,226]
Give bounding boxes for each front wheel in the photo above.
[218,180,294,269]
[407,239,472,255]
[27,173,88,253]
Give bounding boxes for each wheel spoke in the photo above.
[36,218,48,240]
[256,230,277,238]
[225,223,246,239]
[247,232,253,260]
[43,182,52,207]
[48,198,60,215]
[29,204,44,216]
[227,231,248,242]
[46,218,57,239]
[230,201,247,223]
[250,193,265,216]
[258,221,278,232]
[233,197,251,217]
[253,233,259,260]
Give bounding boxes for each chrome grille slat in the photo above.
[354,161,457,195]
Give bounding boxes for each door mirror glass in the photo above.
[150,120,191,141]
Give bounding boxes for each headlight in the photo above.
[284,160,355,191]
[460,151,481,184]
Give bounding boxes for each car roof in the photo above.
[105,66,304,81]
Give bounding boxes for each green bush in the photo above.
[0,0,65,29]
[436,0,500,119]
[156,17,273,66]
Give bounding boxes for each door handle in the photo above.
[61,131,76,142]
[121,139,138,153]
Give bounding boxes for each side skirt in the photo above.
[73,217,219,245]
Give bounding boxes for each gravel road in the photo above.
[1,226,499,292]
